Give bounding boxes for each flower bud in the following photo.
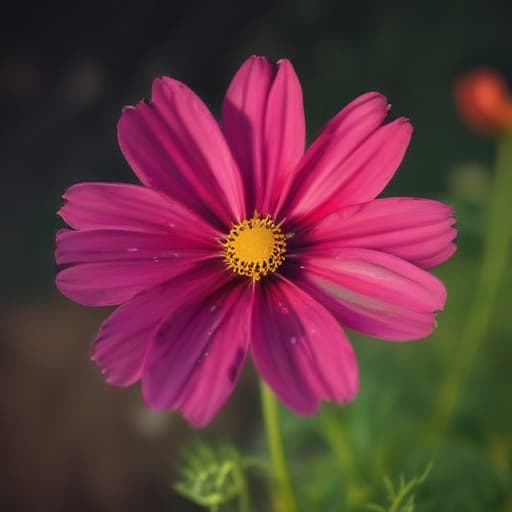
[454,68,512,134]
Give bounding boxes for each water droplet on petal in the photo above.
[277,301,289,314]
[127,247,138,253]
[290,336,297,344]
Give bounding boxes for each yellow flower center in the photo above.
[223,213,287,280]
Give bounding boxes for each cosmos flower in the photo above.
[56,56,456,426]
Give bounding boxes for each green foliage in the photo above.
[365,464,432,512]
[174,442,251,512]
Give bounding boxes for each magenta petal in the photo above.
[92,284,182,386]
[221,56,305,213]
[56,258,196,306]
[92,262,229,388]
[221,56,275,211]
[296,248,446,341]
[287,118,412,224]
[261,59,305,212]
[324,119,412,206]
[55,221,215,306]
[55,229,214,265]
[118,77,246,227]
[415,243,457,269]
[297,197,457,269]
[251,277,359,415]
[311,91,389,138]
[142,277,251,427]
[276,92,390,219]
[59,182,221,239]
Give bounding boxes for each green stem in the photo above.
[430,133,512,441]
[233,460,251,512]
[260,381,299,512]
[320,408,371,507]
[320,408,356,473]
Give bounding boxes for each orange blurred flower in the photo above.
[454,68,512,135]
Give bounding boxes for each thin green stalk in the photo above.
[232,458,251,512]
[260,381,299,512]
[430,133,512,441]
[320,408,371,507]
[320,408,356,473]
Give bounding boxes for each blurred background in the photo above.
[1,0,512,510]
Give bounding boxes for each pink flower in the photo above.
[56,56,456,426]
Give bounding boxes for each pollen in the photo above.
[223,213,287,280]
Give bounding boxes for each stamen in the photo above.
[223,213,287,280]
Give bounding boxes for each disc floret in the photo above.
[223,213,287,280]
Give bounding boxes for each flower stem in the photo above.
[232,459,251,512]
[320,407,371,507]
[260,381,299,512]
[430,132,512,442]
